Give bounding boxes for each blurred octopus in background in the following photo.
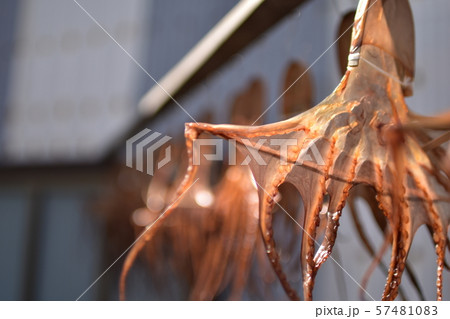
[105,94,298,300]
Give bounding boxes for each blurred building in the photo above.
[0,0,449,300]
[0,0,239,300]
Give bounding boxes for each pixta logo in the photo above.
[126,129,172,176]
[192,137,325,166]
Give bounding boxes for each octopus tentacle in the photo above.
[373,162,399,300]
[361,230,391,300]
[349,194,423,301]
[188,119,307,140]
[300,176,325,301]
[407,111,450,131]
[381,129,413,301]
[189,204,237,300]
[296,138,335,300]
[314,148,358,271]
[188,120,312,300]
[422,131,450,151]
[313,211,342,270]
[381,204,412,301]
[411,170,446,301]
[119,125,201,300]
[259,178,300,300]
[229,218,258,300]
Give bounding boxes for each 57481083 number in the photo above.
[376,305,438,316]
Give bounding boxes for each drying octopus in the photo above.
[120,0,450,300]
[118,104,282,300]
[128,144,270,300]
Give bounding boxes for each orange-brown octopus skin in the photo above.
[120,0,450,301]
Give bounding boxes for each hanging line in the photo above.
[359,56,412,88]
